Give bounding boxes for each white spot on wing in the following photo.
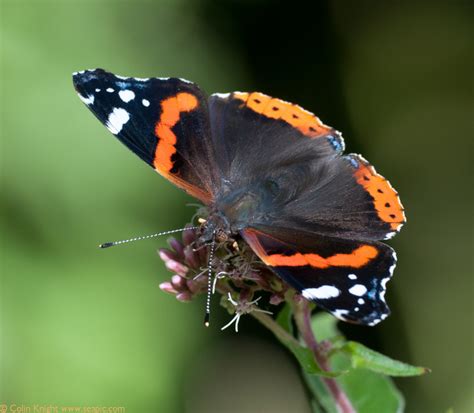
[380,271,392,301]
[142,99,150,107]
[388,252,397,276]
[106,108,130,135]
[381,277,390,291]
[106,88,114,93]
[332,309,349,319]
[95,88,101,92]
[348,273,357,280]
[349,284,367,296]
[358,298,365,305]
[384,232,396,240]
[212,92,231,99]
[118,90,135,103]
[78,93,94,105]
[178,77,193,84]
[302,286,340,300]
[388,264,396,276]
[368,312,388,326]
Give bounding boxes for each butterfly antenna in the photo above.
[204,232,217,327]
[99,226,199,249]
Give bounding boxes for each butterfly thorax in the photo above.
[199,187,269,244]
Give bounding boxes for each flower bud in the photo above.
[176,292,193,302]
[168,237,185,258]
[184,245,200,269]
[163,258,189,276]
[159,281,178,295]
[171,274,187,289]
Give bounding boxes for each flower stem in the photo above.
[250,309,302,348]
[292,297,356,413]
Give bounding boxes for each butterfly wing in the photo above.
[242,226,396,326]
[73,69,218,203]
[209,92,405,241]
[207,92,403,324]
[263,153,406,241]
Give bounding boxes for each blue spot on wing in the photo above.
[367,278,381,300]
[115,80,146,89]
[327,135,343,153]
[344,155,360,168]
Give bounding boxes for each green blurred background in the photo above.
[1,1,472,412]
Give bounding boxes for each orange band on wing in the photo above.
[153,92,198,174]
[263,245,378,269]
[232,92,332,138]
[353,160,405,231]
[152,92,210,202]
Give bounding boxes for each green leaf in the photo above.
[339,341,430,377]
[337,367,405,413]
[311,312,340,341]
[284,339,342,378]
[304,368,405,413]
[303,372,339,413]
[304,349,405,413]
[310,312,346,349]
[276,303,294,335]
[306,313,406,413]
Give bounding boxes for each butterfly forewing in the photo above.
[73,69,217,202]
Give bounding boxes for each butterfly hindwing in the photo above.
[241,227,396,325]
[73,69,217,203]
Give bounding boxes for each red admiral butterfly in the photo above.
[73,69,405,326]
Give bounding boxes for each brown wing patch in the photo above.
[232,91,332,138]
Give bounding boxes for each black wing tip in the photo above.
[72,68,108,85]
[72,68,107,77]
[72,69,195,89]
